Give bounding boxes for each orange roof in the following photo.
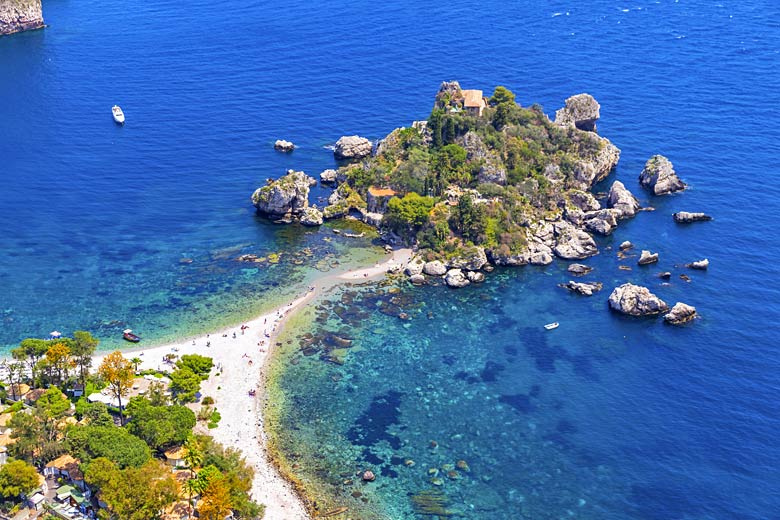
[25,389,47,402]
[0,434,15,447]
[462,89,485,108]
[368,186,396,197]
[46,454,83,480]
[164,446,187,460]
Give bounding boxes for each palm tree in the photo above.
[183,477,206,519]
[183,436,203,479]
[130,357,143,373]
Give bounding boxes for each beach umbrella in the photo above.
[49,331,62,338]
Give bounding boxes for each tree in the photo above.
[125,397,196,451]
[85,458,178,520]
[71,331,99,386]
[386,193,435,235]
[11,338,50,381]
[98,351,134,425]
[197,474,233,520]
[130,357,143,373]
[489,85,516,106]
[169,367,202,404]
[450,194,488,243]
[176,354,213,379]
[9,388,70,465]
[198,436,263,518]
[44,342,72,386]
[82,401,114,427]
[0,460,40,500]
[66,425,150,469]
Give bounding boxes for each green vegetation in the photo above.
[0,460,39,500]
[125,397,196,451]
[323,82,611,261]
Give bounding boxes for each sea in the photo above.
[2,1,780,518]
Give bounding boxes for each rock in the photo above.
[553,221,599,260]
[680,274,691,282]
[409,274,426,285]
[362,470,376,482]
[366,186,397,214]
[567,263,593,276]
[423,261,447,277]
[664,302,697,325]
[658,271,672,279]
[300,207,323,226]
[477,157,507,185]
[404,256,425,276]
[583,209,619,235]
[361,211,383,227]
[466,271,485,283]
[446,247,488,271]
[607,181,640,219]
[673,211,712,223]
[0,0,44,35]
[444,269,470,288]
[686,258,709,270]
[555,93,601,132]
[619,241,633,250]
[320,169,338,184]
[608,283,669,316]
[570,137,621,189]
[559,281,603,296]
[334,135,372,160]
[273,139,295,152]
[638,250,659,265]
[639,155,686,195]
[567,190,601,212]
[251,170,315,218]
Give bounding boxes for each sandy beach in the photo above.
[93,248,412,519]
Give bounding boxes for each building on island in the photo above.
[462,89,488,117]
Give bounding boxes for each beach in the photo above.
[93,248,412,519]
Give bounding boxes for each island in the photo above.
[0,0,44,36]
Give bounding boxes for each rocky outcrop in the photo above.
[404,256,425,277]
[607,181,640,219]
[446,247,488,271]
[637,250,659,265]
[320,169,338,184]
[466,271,485,283]
[300,207,323,226]
[444,269,470,288]
[570,137,621,189]
[583,209,619,235]
[673,211,712,223]
[423,261,447,277]
[553,221,599,260]
[560,281,603,296]
[273,139,295,152]
[686,258,709,270]
[567,263,593,276]
[251,170,315,219]
[555,93,600,132]
[639,155,686,195]
[664,302,697,325]
[334,136,372,160]
[608,283,669,316]
[0,0,44,36]
[323,184,367,219]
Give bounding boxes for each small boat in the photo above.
[123,329,141,342]
[112,105,125,124]
[544,322,559,330]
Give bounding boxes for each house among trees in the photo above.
[164,445,187,468]
[22,388,46,407]
[44,454,87,491]
[462,89,488,117]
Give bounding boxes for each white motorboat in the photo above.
[112,105,125,124]
[544,322,559,330]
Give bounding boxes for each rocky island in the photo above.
[0,0,44,36]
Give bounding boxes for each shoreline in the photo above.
[92,248,412,519]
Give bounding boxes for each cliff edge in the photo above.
[0,0,44,36]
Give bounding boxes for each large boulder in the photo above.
[567,263,593,276]
[300,207,323,226]
[559,281,603,296]
[553,221,599,260]
[404,256,425,277]
[334,135,372,160]
[320,169,338,184]
[273,139,295,152]
[444,269,470,288]
[423,261,447,277]
[607,181,640,219]
[487,240,554,267]
[583,209,619,236]
[251,170,314,218]
[555,94,601,132]
[637,250,659,265]
[466,271,485,283]
[608,283,669,316]
[639,155,686,195]
[686,258,709,270]
[446,247,488,271]
[0,0,44,35]
[673,211,712,223]
[664,302,697,325]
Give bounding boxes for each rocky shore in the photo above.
[0,0,44,35]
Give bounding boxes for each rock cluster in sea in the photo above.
[334,135,372,160]
[274,139,295,152]
[0,0,44,35]
[250,169,319,224]
[639,155,686,195]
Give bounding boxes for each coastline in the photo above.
[92,248,412,519]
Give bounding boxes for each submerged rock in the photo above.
[273,139,295,152]
[362,470,376,482]
[637,250,659,265]
[555,93,601,132]
[673,211,712,223]
[639,155,686,195]
[664,302,697,325]
[560,280,603,296]
[334,135,372,160]
[686,258,709,270]
[608,283,669,316]
[567,263,593,276]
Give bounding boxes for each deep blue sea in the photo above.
[3,0,780,518]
